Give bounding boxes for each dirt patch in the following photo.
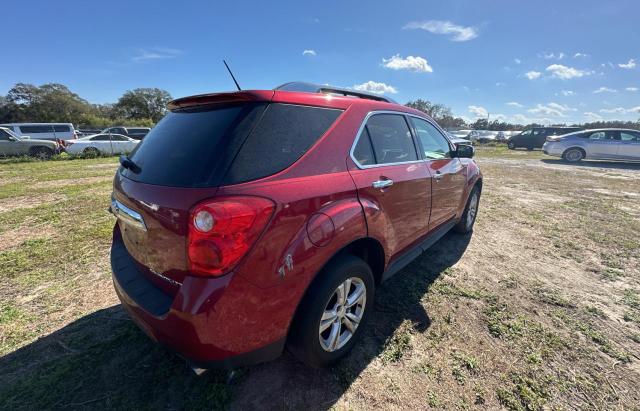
[0,193,66,213]
[0,224,56,252]
[30,176,112,189]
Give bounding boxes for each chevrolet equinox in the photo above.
[110,82,482,369]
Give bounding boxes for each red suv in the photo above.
[110,82,482,369]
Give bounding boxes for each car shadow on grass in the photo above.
[0,232,471,410]
[540,158,640,171]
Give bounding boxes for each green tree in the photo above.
[114,88,172,122]
[405,99,467,129]
[3,83,93,124]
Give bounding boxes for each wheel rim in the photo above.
[319,277,366,352]
[566,149,582,161]
[466,192,479,229]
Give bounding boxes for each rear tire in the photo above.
[562,148,584,163]
[454,186,480,234]
[288,254,374,368]
[83,147,100,158]
[507,141,515,150]
[30,146,53,160]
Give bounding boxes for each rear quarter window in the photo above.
[222,104,342,184]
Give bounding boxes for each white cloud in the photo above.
[584,112,602,121]
[514,58,521,65]
[511,113,552,125]
[495,82,506,87]
[541,52,565,60]
[528,102,575,117]
[573,52,588,58]
[626,87,639,92]
[468,105,488,118]
[404,20,478,42]
[559,90,575,96]
[382,54,433,73]
[525,71,542,80]
[493,114,507,121]
[593,87,618,94]
[507,102,523,108]
[131,47,182,62]
[599,107,626,114]
[599,106,640,114]
[352,81,397,95]
[302,49,317,56]
[618,59,636,69]
[545,64,592,80]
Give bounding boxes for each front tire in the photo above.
[288,254,374,368]
[454,186,480,233]
[507,141,515,150]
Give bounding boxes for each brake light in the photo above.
[187,196,275,277]
[546,136,561,142]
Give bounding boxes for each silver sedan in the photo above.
[542,129,640,162]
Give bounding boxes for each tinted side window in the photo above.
[92,135,110,141]
[0,129,11,140]
[20,125,53,133]
[352,128,376,166]
[111,135,129,141]
[364,114,417,164]
[223,104,342,184]
[53,125,70,132]
[588,131,614,140]
[411,118,451,159]
[620,131,639,141]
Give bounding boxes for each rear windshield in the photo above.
[121,103,342,187]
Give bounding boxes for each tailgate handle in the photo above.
[111,197,147,231]
[372,179,393,189]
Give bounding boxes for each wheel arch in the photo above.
[286,236,385,339]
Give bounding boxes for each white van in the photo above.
[0,123,77,141]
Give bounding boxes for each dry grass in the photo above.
[0,151,639,410]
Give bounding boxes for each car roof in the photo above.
[167,82,428,118]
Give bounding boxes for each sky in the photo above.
[2,0,639,124]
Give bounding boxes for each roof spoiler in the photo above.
[167,90,274,111]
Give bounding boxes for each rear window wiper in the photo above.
[119,155,141,173]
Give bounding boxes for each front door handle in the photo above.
[372,179,394,189]
[433,172,444,181]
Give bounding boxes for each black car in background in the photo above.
[508,127,582,150]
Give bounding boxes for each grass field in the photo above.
[1,149,639,410]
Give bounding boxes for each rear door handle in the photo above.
[372,179,393,189]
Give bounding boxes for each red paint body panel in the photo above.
[110,87,482,367]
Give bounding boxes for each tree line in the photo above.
[405,99,640,131]
[1,83,637,131]
[0,83,172,128]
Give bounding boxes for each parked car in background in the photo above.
[508,126,582,150]
[476,130,498,143]
[448,129,480,142]
[543,129,640,162]
[101,126,151,140]
[110,82,482,370]
[446,132,472,146]
[66,134,139,156]
[0,126,59,159]
[0,123,78,141]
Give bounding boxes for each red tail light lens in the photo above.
[187,196,275,277]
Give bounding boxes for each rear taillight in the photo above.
[546,136,561,142]
[187,196,275,277]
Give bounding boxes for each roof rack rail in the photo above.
[274,82,397,104]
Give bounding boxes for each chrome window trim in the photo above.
[111,196,147,231]
[349,110,454,169]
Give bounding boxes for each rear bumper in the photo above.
[542,142,563,157]
[110,227,286,369]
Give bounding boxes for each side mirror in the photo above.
[454,144,474,158]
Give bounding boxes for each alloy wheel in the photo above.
[466,192,479,230]
[319,277,366,352]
